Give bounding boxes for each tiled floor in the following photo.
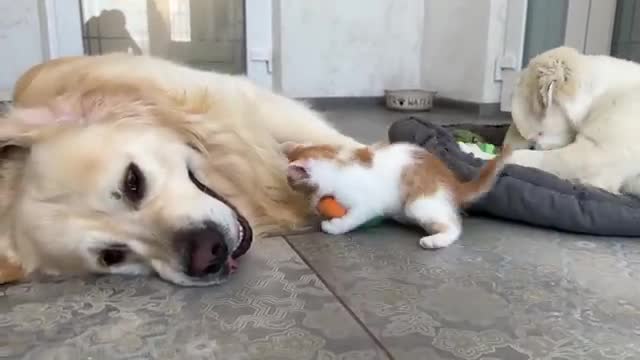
[2,105,639,360]
[319,104,510,144]
[288,219,640,360]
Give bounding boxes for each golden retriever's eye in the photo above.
[99,248,127,267]
[122,163,145,205]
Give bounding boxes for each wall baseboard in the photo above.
[301,96,505,117]
[433,98,503,117]
[301,96,384,110]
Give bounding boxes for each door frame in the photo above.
[245,0,274,89]
[499,0,617,112]
[565,0,617,55]
[42,0,84,60]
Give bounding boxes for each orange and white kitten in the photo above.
[282,142,510,249]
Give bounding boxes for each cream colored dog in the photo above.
[505,46,640,195]
[0,54,361,286]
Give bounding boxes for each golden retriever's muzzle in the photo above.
[188,170,253,258]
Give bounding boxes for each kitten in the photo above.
[282,142,510,249]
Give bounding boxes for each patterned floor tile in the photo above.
[0,237,387,360]
[287,218,640,360]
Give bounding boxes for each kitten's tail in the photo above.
[455,146,512,206]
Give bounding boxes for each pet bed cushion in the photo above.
[388,116,640,236]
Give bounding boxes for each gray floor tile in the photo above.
[321,104,509,144]
[0,237,387,360]
[287,218,640,360]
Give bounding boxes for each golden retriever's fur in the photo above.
[0,53,361,285]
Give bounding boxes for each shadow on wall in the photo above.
[81,0,245,74]
[84,9,143,55]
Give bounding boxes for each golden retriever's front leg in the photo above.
[507,139,625,193]
[508,138,597,178]
[509,144,594,180]
[507,149,546,170]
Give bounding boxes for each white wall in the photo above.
[421,0,507,103]
[274,0,508,104]
[0,0,83,100]
[0,0,47,100]
[275,0,424,98]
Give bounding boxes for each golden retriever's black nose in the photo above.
[175,224,229,277]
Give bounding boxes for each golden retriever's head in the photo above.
[0,87,253,286]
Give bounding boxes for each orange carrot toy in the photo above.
[316,196,347,218]
[316,195,384,228]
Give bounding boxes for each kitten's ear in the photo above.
[280,141,312,159]
[280,141,301,155]
[286,162,310,182]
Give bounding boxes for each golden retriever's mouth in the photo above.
[180,171,253,284]
[188,170,253,260]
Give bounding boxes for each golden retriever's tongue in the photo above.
[227,258,239,273]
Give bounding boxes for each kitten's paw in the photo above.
[419,233,457,249]
[321,219,351,235]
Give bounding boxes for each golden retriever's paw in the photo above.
[506,149,543,169]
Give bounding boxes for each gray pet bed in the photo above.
[388,117,640,237]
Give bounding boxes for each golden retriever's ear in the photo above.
[9,83,158,128]
[0,255,26,284]
[8,105,81,126]
[544,81,555,111]
[0,117,63,150]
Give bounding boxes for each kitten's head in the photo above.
[280,142,340,194]
[280,142,374,194]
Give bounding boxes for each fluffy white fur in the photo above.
[505,46,640,194]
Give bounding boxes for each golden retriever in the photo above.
[0,54,361,286]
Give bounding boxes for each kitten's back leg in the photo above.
[405,191,461,249]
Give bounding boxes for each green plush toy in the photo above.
[452,129,498,156]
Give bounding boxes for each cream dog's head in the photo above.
[511,46,582,150]
[0,86,252,286]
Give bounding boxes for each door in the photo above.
[0,0,83,101]
[80,0,273,88]
[0,0,273,101]
[499,0,617,112]
[611,0,640,63]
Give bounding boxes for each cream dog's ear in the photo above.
[0,255,26,284]
[545,81,555,112]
